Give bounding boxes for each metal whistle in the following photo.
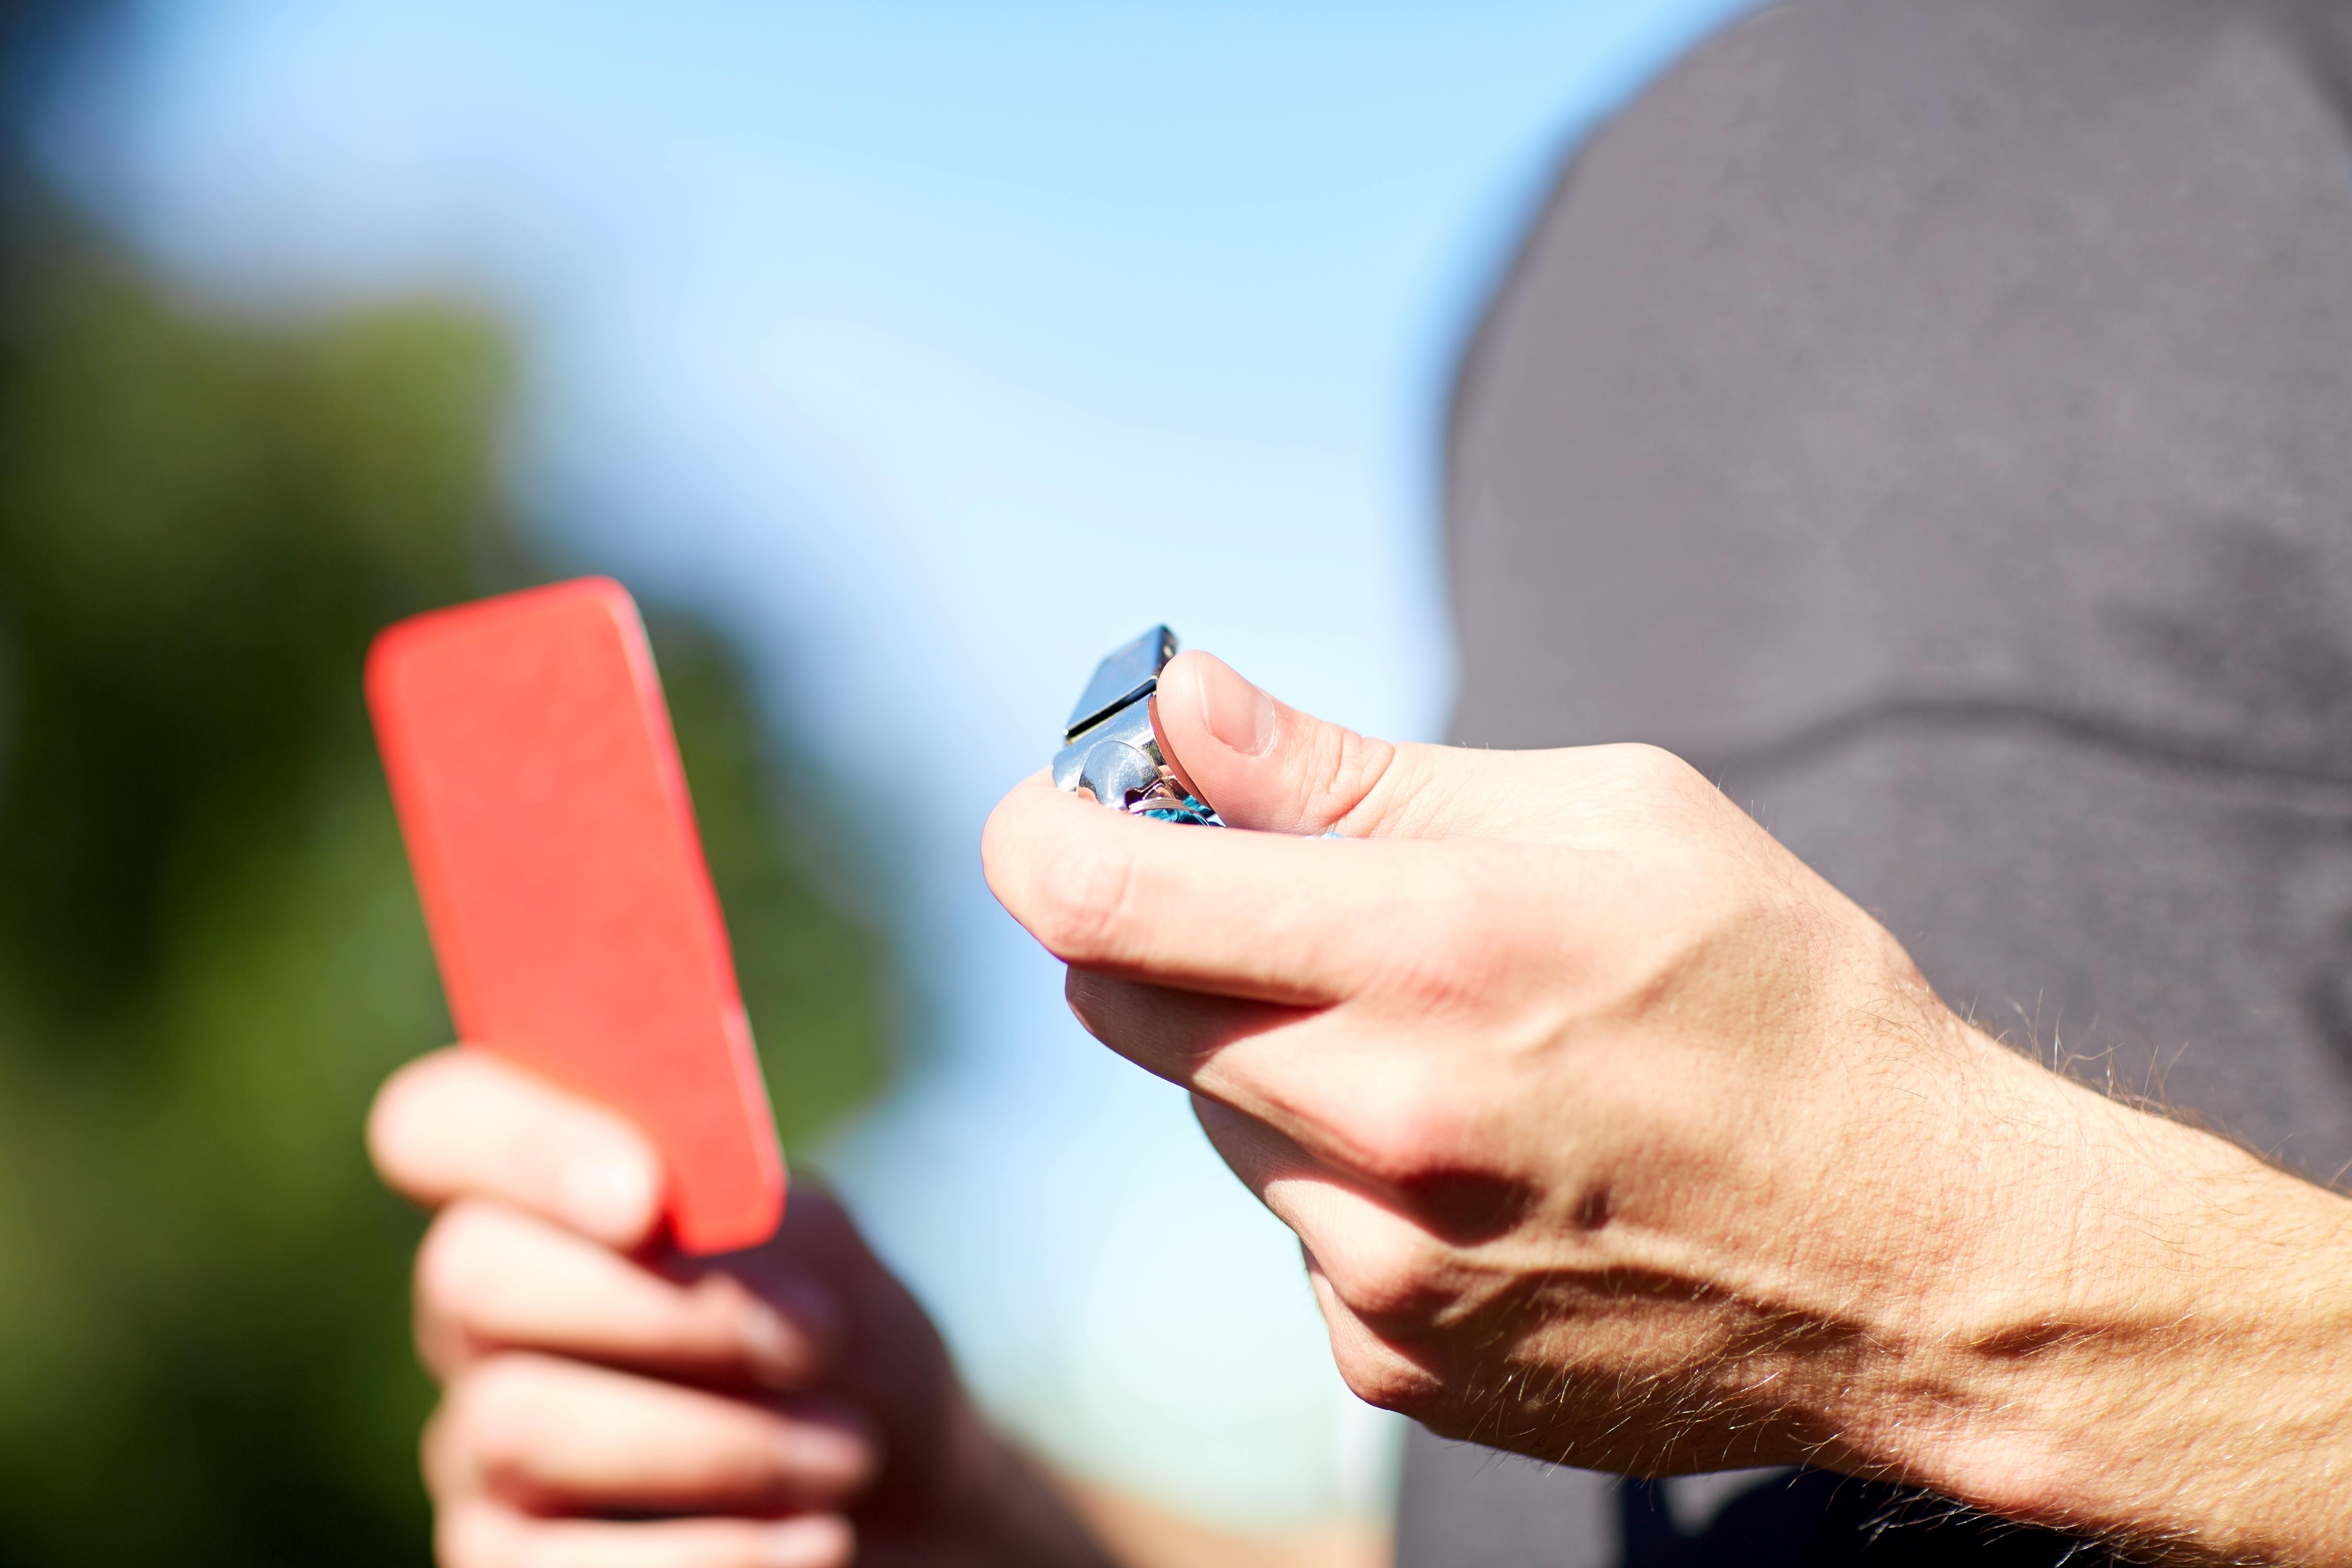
[1051,625,1221,826]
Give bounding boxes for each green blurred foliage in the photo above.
[0,244,893,1564]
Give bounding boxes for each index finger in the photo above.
[981,772,1472,1003]
[370,1047,665,1250]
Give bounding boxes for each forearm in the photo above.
[1846,1036,2352,1562]
[989,695,2352,1561]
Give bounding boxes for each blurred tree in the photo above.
[0,244,893,1564]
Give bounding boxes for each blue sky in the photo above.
[48,0,1753,1526]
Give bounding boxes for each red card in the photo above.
[366,578,785,1254]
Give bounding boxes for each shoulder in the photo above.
[1451,0,2352,466]
[1440,0,2352,754]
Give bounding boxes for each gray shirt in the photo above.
[1401,0,2352,1560]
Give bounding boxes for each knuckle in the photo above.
[366,1050,453,1188]
[420,1401,467,1500]
[501,1526,573,1568]
[806,1523,860,1568]
[1326,1073,1461,1188]
[1026,844,1139,963]
[1606,742,1724,825]
[1321,1221,1450,1327]
[443,1357,550,1479]
[1610,741,1698,791]
[1310,724,1401,830]
[1329,1334,1437,1416]
[413,1202,503,1322]
[1062,966,1118,1041]
[434,1505,510,1568]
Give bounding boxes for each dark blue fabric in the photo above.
[1619,1476,2089,1568]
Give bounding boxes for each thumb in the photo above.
[369,1047,666,1251]
[1148,651,1429,836]
[1152,651,1698,842]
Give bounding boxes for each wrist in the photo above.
[1861,1041,2352,1560]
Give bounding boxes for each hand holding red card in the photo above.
[366,578,785,1255]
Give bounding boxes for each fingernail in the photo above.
[1195,654,1276,756]
[740,1280,838,1388]
[560,1151,656,1238]
[756,1516,854,1568]
[739,1302,806,1387]
[775,1407,879,1491]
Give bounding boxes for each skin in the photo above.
[370,644,2352,1567]
[369,1051,1378,1568]
[978,650,2352,1565]
[368,1049,1125,1568]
